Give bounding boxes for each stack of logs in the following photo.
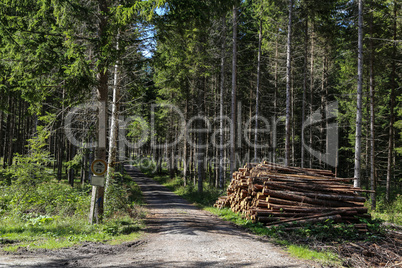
[214,162,372,231]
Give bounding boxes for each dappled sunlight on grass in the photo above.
[0,171,145,252]
[287,245,341,265]
[0,216,144,251]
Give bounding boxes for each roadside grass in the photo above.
[287,245,340,265]
[139,165,345,266]
[0,216,143,251]
[0,172,145,252]
[372,211,402,225]
[370,190,402,225]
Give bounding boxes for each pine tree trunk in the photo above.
[301,18,308,168]
[324,55,329,170]
[68,143,75,187]
[105,32,120,205]
[254,19,262,160]
[89,0,109,224]
[369,15,376,209]
[197,55,206,193]
[57,127,64,181]
[386,1,397,201]
[3,99,10,169]
[7,97,15,167]
[309,22,315,168]
[0,110,3,165]
[237,101,242,165]
[214,81,218,187]
[57,89,65,181]
[82,149,88,187]
[17,99,23,156]
[320,54,327,168]
[291,64,295,166]
[230,5,238,176]
[285,0,293,166]
[354,0,363,188]
[183,98,188,186]
[193,134,197,187]
[273,31,278,163]
[248,85,252,159]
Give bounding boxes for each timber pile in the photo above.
[214,161,371,231]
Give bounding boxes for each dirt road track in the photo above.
[0,166,319,267]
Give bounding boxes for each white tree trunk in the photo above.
[105,32,120,200]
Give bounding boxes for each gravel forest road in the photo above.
[0,166,320,268]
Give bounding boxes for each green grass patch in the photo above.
[0,213,144,251]
[372,211,402,225]
[0,169,145,252]
[287,245,341,265]
[205,207,280,236]
[370,192,402,225]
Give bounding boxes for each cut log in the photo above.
[263,188,362,207]
[267,197,318,207]
[266,213,343,227]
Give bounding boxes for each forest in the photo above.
[0,0,401,226]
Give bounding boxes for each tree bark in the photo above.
[386,1,397,201]
[89,0,109,224]
[219,16,226,189]
[369,15,376,209]
[197,40,206,193]
[68,142,75,186]
[263,188,362,207]
[230,5,238,176]
[301,18,308,168]
[285,0,293,166]
[266,213,342,227]
[320,53,328,168]
[0,110,3,165]
[254,19,262,160]
[105,31,121,206]
[7,96,15,167]
[354,0,363,188]
[273,31,278,163]
[57,89,65,181]
[309,21,315,168]
[183,97,188,186]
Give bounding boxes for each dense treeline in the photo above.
[0,0,401,216]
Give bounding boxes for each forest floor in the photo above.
[0,166,319,268]
[1,166,401,267]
